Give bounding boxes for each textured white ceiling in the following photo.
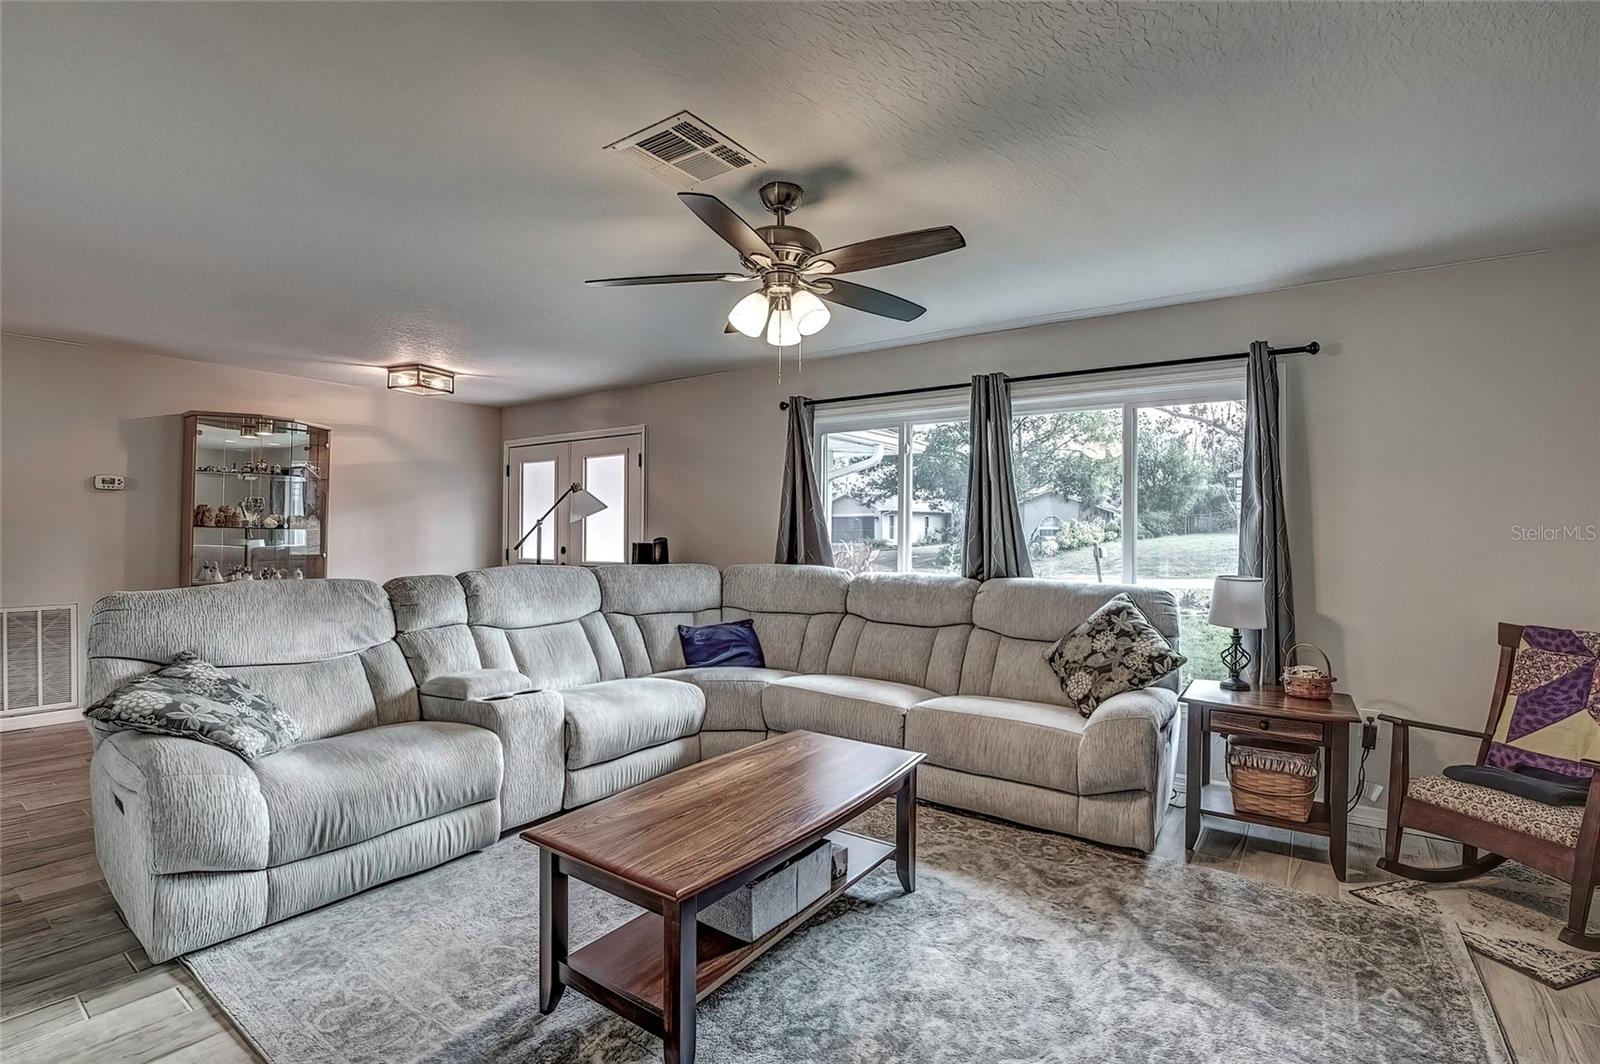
[3,2,1596,404]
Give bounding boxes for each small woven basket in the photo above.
[1226,739,1319,822]
[1280,642,1336,700]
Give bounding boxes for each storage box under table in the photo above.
[698,839,837,942]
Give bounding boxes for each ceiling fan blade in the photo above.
[678,193,776,263]
[806,226,965,275]
[813,279,926,322]
[586,273,753,287]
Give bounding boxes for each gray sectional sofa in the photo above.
[86,563,1181,961]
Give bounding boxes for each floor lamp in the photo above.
[512,482,607,564]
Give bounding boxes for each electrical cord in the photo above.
[1346,744,1371,813]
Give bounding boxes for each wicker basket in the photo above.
[1226,738,1319,822]
[1280,642,1336,700]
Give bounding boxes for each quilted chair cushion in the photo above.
[253,721,502,865]
[1408,774,1585,848]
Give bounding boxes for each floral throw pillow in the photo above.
[1044,594,1187,718]
[83,652,300,761]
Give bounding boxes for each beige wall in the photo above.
[504,247,1600,793]
[1,338,502,616]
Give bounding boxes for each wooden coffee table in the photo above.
[522,730,923,1064]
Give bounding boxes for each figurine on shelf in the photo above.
[215,504,242,528]
[271,464,285,476]
[240,497,266,527]
[195,562,223,584]
[193,503,215,528]
[262,514,281,529]
[292,568,305,579]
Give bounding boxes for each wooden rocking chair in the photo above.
[1378,623,1600,950]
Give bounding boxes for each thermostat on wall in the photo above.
[93,475,125,491]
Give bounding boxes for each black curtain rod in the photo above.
[776,342,1320,411]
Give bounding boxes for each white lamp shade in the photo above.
[1208,575,1267,629]
[791,289,831,336]
[728,291,769,338]
[766,306,800,347]
[566,488,607,522]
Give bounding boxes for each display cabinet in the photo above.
[181,412,330,586]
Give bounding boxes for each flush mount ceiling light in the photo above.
[586,181,964,359]
[386,363,455,396]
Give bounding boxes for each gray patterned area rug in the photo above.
[187,805,1509,1064]
[1352,862,1600,989]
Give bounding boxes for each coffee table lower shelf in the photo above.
[564,830,893,1016]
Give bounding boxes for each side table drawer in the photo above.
[1210,710,1323,743]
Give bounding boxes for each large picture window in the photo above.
[816,368,1243,682]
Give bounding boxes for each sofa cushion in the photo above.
[84,651,302,761]
[906,695,1086,793]
[654,666,796,732]
[720,564,848,672]
[561,678,705,769]
[972,579,1183,696]
[762,674,934,748]
[253,721,502,865]
[845,571,979,627]
[679,619,766,669]
[598,563,724,675]
[1044,593,1186,717]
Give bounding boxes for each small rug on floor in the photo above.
[1352,862,1600,989]
[186,805,1509,1064]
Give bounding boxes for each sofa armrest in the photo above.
[94,730,269,873]
[1077,686,1179,796]
[420,689,564,829]
[420,668,535,702]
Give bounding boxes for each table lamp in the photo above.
[1208,575,1266,691]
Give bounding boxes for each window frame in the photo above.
[812,364,1245,580]
[1010,364,1245,584]
[815,395,969,574]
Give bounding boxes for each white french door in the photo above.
[505,430,644,565]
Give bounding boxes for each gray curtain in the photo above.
[1240,341,1296,684]
[774,396,833,565]
[962,372,1033,580]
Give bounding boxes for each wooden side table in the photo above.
[1181,679,1361,881]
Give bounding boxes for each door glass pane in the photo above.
[1134,401,1246,682]
[823,427,900,573]
[1011,408,1123,581]
[582,453,627,564]
[518,460,557,561]
[909,420,968,572]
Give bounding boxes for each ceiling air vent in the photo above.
[3,604,78,716]
[606,111,763,190]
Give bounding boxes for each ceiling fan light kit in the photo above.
[588,180,964,361]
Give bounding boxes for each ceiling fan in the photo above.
[586,181,964,347]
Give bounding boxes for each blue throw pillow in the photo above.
[678,619,766,669]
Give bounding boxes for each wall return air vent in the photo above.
[605,111,763,190]
[2,604,78,717]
